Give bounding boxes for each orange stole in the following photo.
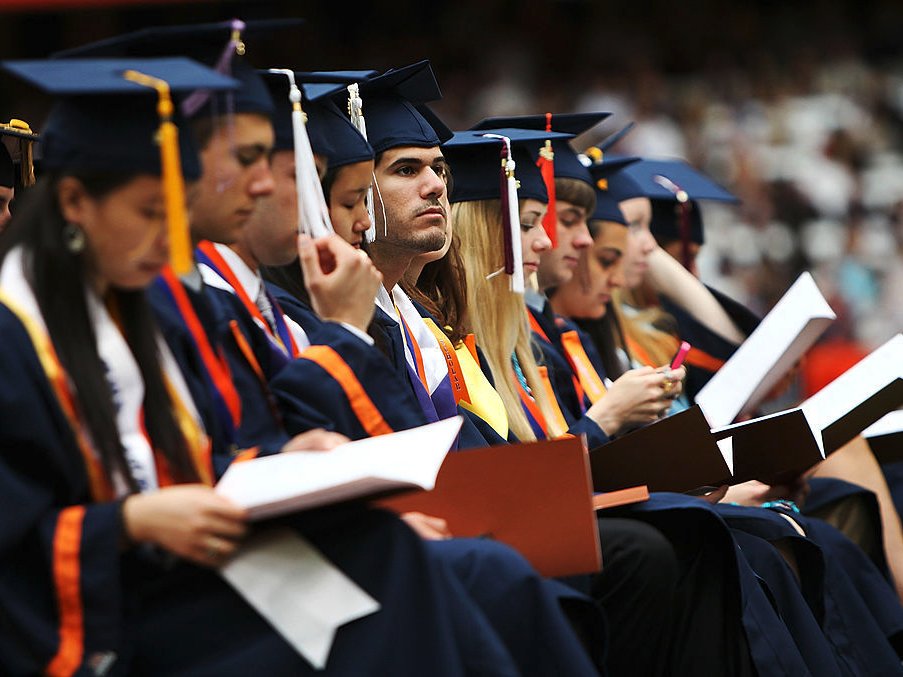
[299,345,394,437]
[559,330,608,404]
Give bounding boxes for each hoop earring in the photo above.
[63,222,86,254]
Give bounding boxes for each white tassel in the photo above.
[481,133,524,294]
[505,160,525,294]
[347,84,378,242]
[269,69,333,238]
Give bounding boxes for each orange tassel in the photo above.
[122,70,193,276]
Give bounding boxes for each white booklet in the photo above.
[217,416,464,520]
[696,272,835,427]
[711,408,824,483]
[862,409,903,464]
[706,335,903,482]
[863,410,903,440]
[801,334,903,454]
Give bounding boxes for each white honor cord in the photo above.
[347,84,378,243]
[269,69,333,238]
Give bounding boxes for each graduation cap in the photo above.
[619,158,738,268]
[348,60,451,155]
[470,112,611,247]
[471,112,610,183]
[443,129,572,203]
[53,19,303,119]
[261,70,374,164]
[443,128,572,294]
[584,155,641,225]
[0,119,38,189]
[619,158,739,204]
[2,57,237,274]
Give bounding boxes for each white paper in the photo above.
[716,437,734,475]
[220,528,379,669]
[800,334,903,434]
[863,410,903,439]
[697,272,835,427]
[217,416,463,520]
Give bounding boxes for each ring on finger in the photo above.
[205,543,222,562]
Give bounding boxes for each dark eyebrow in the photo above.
[388,154,446,168]
[558,206,584,218]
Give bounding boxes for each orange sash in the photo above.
[560,330,608,404]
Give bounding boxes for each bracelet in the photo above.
[760,499,800,514]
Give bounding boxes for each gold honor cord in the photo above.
[121,70,193,276]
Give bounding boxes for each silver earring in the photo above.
[63,222,85,254]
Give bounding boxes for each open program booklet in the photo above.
[696,272,835,427]
[712,333,903,479]
[591,335,903,493]
[216,416,464,520]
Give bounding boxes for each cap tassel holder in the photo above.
[537,112,557,248]
[653,174,693,271]
[123,70,193,275]
[270,69,333,238]
[0,119,36,187]
[483,133,524,294]
[181,18,245,119]
[346,83,377,243]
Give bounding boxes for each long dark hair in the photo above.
[0,173,200,491]
[405,229,469,344]
[574,308,631,380]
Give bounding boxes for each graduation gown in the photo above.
[525,303,610,447]
[0,295,542,677]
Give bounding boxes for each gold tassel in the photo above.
[122,70,193,276]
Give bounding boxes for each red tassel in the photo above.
[537,112,558,248]
[677,199,692,271]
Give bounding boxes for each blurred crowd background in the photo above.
[1,0,901,357]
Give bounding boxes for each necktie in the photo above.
[255,284,278,335]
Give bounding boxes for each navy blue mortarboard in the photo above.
[444,128,571,294]
[591,153,646,203]
[52,19,302,120]
[4,57,238,273]
[261,70,374,167]
[618,158,737,268]
[619,158,739,204]
[650,198,705,244]
[470,112,611,186]
[442,128,573,204]
[2,57,238,179]
[350,60,452,154]
[585,155,641,225]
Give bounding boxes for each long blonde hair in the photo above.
[613,286,680,368]
[453,199,565,441]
